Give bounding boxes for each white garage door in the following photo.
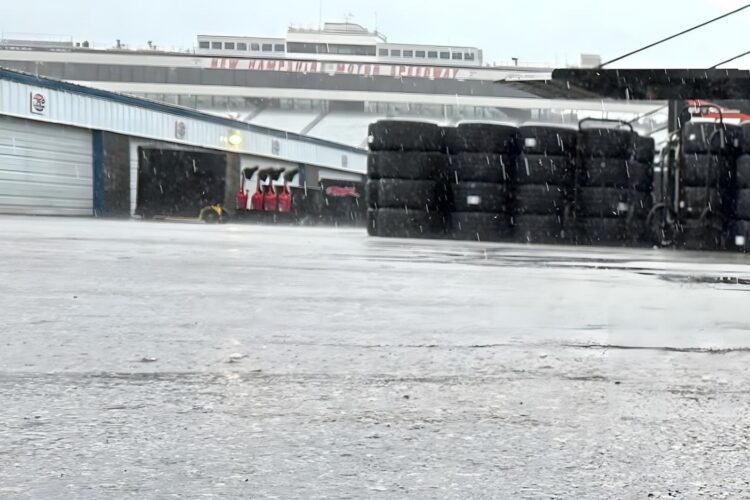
[0,115,93,216]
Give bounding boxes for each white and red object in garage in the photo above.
[250,169,269,211]
[246,167,299,213]
[277,168,299,213]
[262,168,284,211]
[235,167,258,210]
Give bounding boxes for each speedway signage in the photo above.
[208,58,461,79]
[205,58,544,82]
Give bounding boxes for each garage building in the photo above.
[0,67,366,217]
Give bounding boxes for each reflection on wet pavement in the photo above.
[2,217,750,499]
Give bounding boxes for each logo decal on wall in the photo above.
[175,121,187,139]
[30,91,48,115]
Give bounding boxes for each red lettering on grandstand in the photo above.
[206,58,467,80]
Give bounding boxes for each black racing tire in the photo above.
[367,208,444,238]
[629,191,654,219]
[450,212,512,242]
[677,217,726,251]
[513,184,567,215]
[578,159,653,191]
[735,189,750,220]
[368,120,444,152]
[682,154,733,187]
[452,123,518,154]
[366,180,379,209]
[579,128,635,159]
[578,187,633,218]
[203,210,220,224]
[367,152,447,180]
[732,220,750,251]
[367,209,376,236]
[442,126,460,155]
[681,187,724,217]
[448,153,512,183]
[579,158,630,187]
[740,123,750,154]
[561,212,596,246]
[647,204,678,247]
[371,179,443,210]
[582,218,626,244]
[737,155,750,188]
[514,155,573,185]
[512,214,563,243]
[624,218,649,244]
[635,135,656,164]
[451,182,508,213]
[580,218,647,245]
[628,161,654,192]
[518,125,577,156]
[682,121,737,155]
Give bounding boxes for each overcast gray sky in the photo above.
[4,0,750,68]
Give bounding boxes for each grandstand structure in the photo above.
[0,23,667,149]
[196,22,484,66]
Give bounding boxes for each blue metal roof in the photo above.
[0,66,367,154]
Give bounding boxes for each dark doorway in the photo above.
[137,148,227,217]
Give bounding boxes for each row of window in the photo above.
[199,40,285,52]
[286,42,376,56]
[378,48,475,61]
[197,40,477,61]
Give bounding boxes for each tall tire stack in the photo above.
[444,123,516,241]
[731,123,750,251]
[575,123,652,246]
[633,135,656,243]
[512,125,577,243]
[366,120,448,238]
[678,121,737,251]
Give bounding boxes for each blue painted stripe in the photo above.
[0,66,366,154]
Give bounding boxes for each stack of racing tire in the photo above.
[679,120,737,250]
[575,121,653,246]
[512,124,578,243]
[731,122,750,251]
[444,123,516,241]
[366,120,448,238]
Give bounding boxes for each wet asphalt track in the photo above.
[2,216,750,499]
